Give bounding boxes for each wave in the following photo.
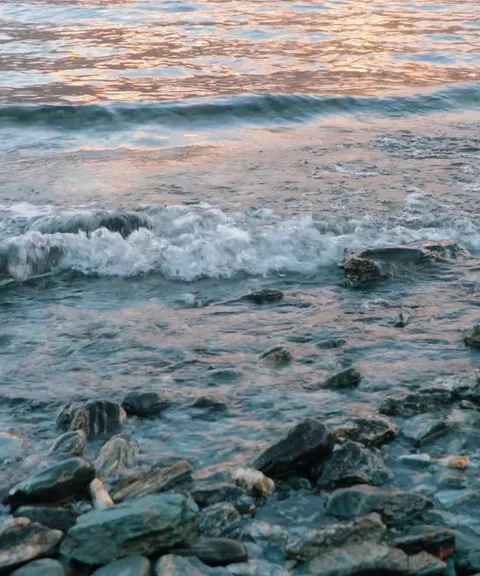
[0,203,479,283]
[0,84,479,131]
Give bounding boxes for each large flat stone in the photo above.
[91,555,151,576]
[10,558,65,576]
[171,538,248,567]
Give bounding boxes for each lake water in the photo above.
[0,0,480,525]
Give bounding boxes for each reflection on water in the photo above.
[0,0,479,104]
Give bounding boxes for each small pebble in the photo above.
[446,456,469,470]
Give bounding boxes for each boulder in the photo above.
[56,399,126,438]
[48,430,86,457]
[60,493,199,565]
[6,457,95,507]
[402,414,450,446]
[286,513,386,560]
[154,555,229,575]
[94,435,139,479]
[192,483,245,509]
[321,367,361,390]
[252,418,334,480]
[10,558,65,576]
[171,538,248,567]
[91,555,151,576]
[326,484,432,524]
[318,441,393,489]
[0,517,63,571]
[200,503,242,538]
[13,506,79,533]
[379,388,453,417]
[122,391,171,417]
[259,347,292,367]
[328,414,399,447]
[464,325,480,348]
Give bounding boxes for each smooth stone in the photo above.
[154,555,228,575]
[0,517,63,571]
[48,430,86,457]
[393,529,455,560]
[434,489,478,510]
[6,457,95,507]
[192,483,245,509]
[259,347,292,367]
[94,435,139,479]
[286,513,386,561]
[10,558,65,576]
[191,397,229,418]
[443,456,469,470]
[13,506,79,532]
[200,503,242,538]
[60,493,199,565]
[227,559,291,576]
[321,367,361,390]
[252,418,334,481]
[56,399,126,438]
[0,431,25,461]
[89,478,114,510]
[231,467,275,497]
[318,441,393,489]
[241,289,284,305]
[171,538,248,567]
[408,551,446,576]
[397,454,433,468]
[464,325,480,348]
[326,484,433,524]
[110,461,193,502]
[379,388,453,417]
[439,472,467,490]
[122,391,171,417]
[91,555,151,576]
[402,414,450,446]
[328,414,399,447]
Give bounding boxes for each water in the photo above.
[1,0,480,531]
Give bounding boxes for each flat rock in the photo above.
[13,506,79,533]
[171,538,248,567]
[252,418,334,481]
[94,435,139,479]
[56,399,126,438]
[439,471,467,490]
[154,555,228,575]
[397,454,432,468]
[408,551,446,576]
[315,338,347,349]
[60,493,199,565]
[122,391,171,417]
[48,430,86,457]
[326,484,433,525]
[10,558,65,576]
[379,388,453,417]
[240,289,284,305]
[434,489,477,510]
[318,441,393,489]
[91,555,151,576]
[402,414,450,446]
[392,529,455,560]
[0,431,25,461]
[328,414,399,447]
[286,513,386,560]
[464,325,480,348]
[321,367,361,390]
[6,457,95,507]
[192,482,245,508]
[200,503,242,538]
[0,517,63,571]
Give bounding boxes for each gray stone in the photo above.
[259,347,292,367]
[48,430,86,457]
[227,560,291,576]
[393,312,410,328]
[252,418,334,480]
[434,489,478,510]
[322,367,361,390]
[91,555,151,576]
[154,555,228,575]
[6,457,95,507]
[13,506,79,533]
[56,399,126,438]
[326,484,432,524]
[397,454,432,468]
[328,414,399,447]
[191,397,229,417]
[95,435,139,479]
[286,513,386,560]
[0,517,63,571]
[318,441,393,489]
[379,388,453,417]
[0,431,25,461]
[315,338,347,349]
[192,483,245,508]
[200,503,242,538]
[464,325,480,348]
[234,496,255,515]
[408,552,446,576]
[10,558,65,576]
[122,391,171,417]
[439,471,467,490]
[402,414,450,446]
[241,289,284,305]
[243,522,290,547]
[60,493,199,565]
[171,538,248,567]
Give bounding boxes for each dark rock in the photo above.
[192,483,245,509]
[452,374,480,404]
[110,461,193,502]
[379,388,453,417]
[95,435,139,479]
[191,397,229,418]
[122,391,171,417]
[252,418,334,481]
[200,503,242,538]
[234,496,255,515]
[439,471,467,490]
[13,505,79,533]
[408,551,446,576]
[91,555,151,576]
[240,289,284,305]
[322,367,361,389]
[154,555,228,575]
[286,513,386,560]
[207,369,242,384]
[328,414,399,447]
[402,414,450,446]
[318,441,392,489]
[10,558,65,576]
[56,399,126,438]
[171,538,248,567]
[259,347,292,367]
[48,430,86,457]
[315,338,347,349]
[60,493,199,565]
[392,529,455,560]
[0,431,25,461]
[326,484,433,525]
[0,517,63,571]
[393,312,410,328]
[6,457,95,507]
[464,325,480,348]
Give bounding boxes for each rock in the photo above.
[393,529,455,560]
[397,454,432,468]
[192,482,245,509]
[0,517,63,571]
[321,367,361,390]
[286,513,386,560]
[252,418,334,480]
[315,338,347,349]
[89,478,114,510]
[408,552,446,576]
[434,489,477,510]
[464,325,480,348]
[48,430,86,457]
[439,471,467,490]
[0,431,25,461]
[227,559,291,576]
[56,399,126,438]
[154,555,229,575]
[6,457,95,507]
[379,388,453,417]
[308,542,408,575]
[60,493,199,565]
[402,414,450,446]
[244,522,290,547]
[10,558,65,576]
[241,289,284,305]
[122,391,171,417]
[318,441,393,489]
[171,538,248,567]
[231,467,275,497]
[328,415,399,447]
[235,496,255,515]
[394,312,410,328]
[110,461,193,502]
[191,397,229,418]
[326,484,433,524]
[13,506,79,533]
[259,347,292,366]
[443,456,469,469]
[91,555,151,576]
[94,435,139,479]
[200,503,242,537]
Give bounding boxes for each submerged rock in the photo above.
[13,505,79,533]
[60,493,199,565]
[48,430,86,457]
[6,457,95,507]
[464,325,480,348]
[240,289,284,305]
[200,503,242,538]
[0,517,63,571]
[318,441,393,489]
[328,414,399,447]
[92,555,151,576]
[227,559,292,576]
[191,397,229,419]
[392,529,455,560]
[259,346,292,367]
[252,418,334,481]
[393,312,410,328]
[154,555,228,575]
[321,367,361,390]
[171,538,248,567]
[56,399,126,438]
[0,431,25,461]
[94,435,139,479]
[326,484,432,524]
[10,558,65,576]
[192,482,245,509]
[402,414,450,446]
[379,388,453,417]
[122,391,171,417]
[231,467,275,497]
